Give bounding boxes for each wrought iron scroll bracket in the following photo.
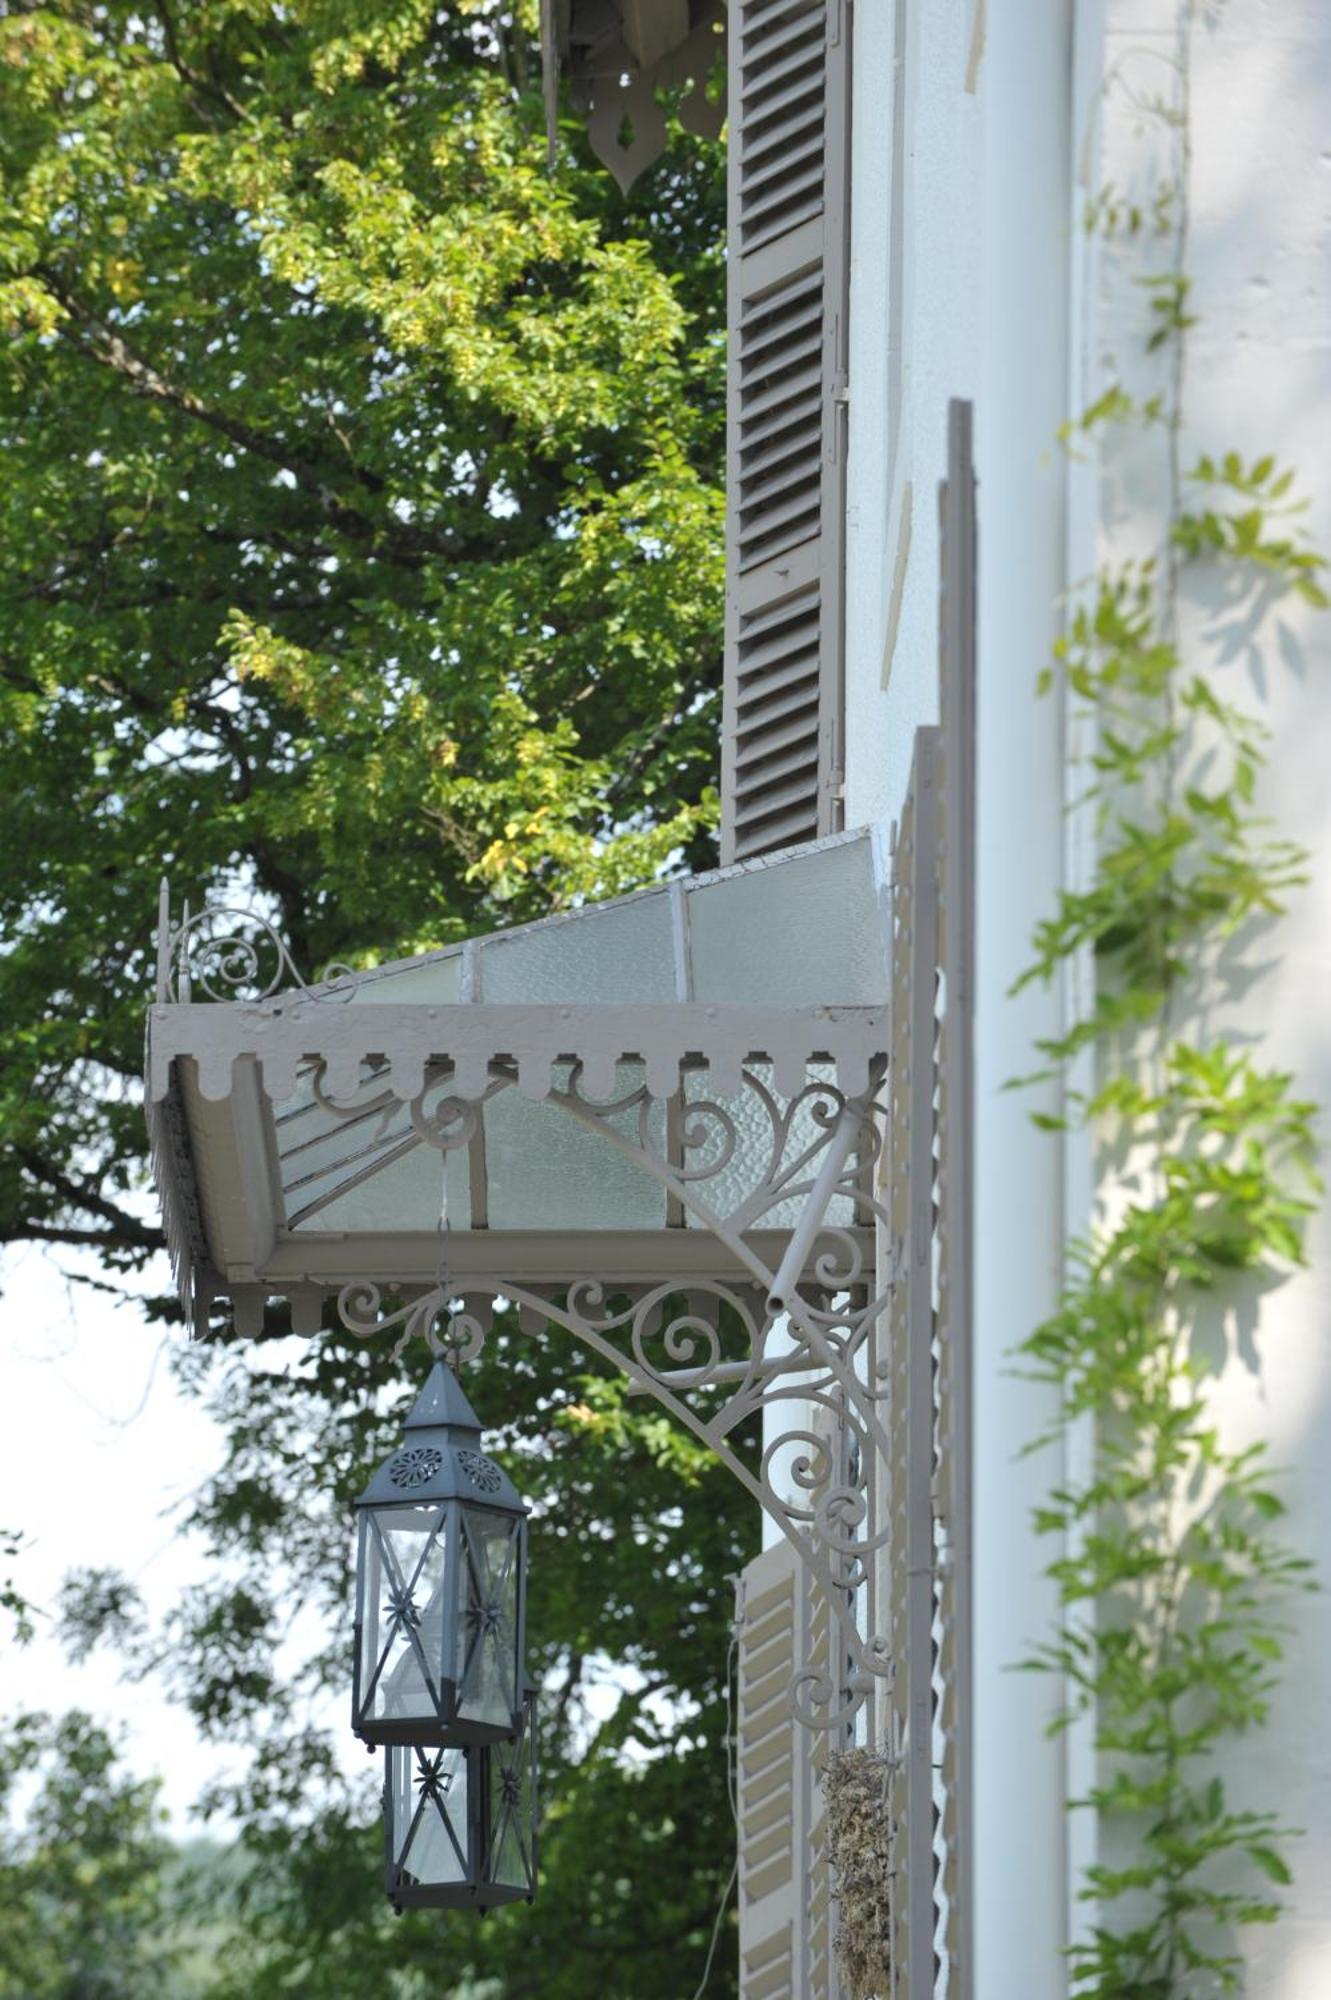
[154,877,360,1005]
[331,1062,894,1734]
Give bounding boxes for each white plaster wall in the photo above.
[1178,8,1331,1993]
[847,0,1331,1991]
[845,4,1077,1994]
[1089,3,1331,1992]
[842,0,981,831]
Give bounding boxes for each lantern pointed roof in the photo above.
[406,1360,482,1437]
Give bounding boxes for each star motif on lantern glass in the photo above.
[415,1753,455,1807]
[384,1584,422,1634]
[465,1596,505,1638]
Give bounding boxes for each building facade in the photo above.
[726,2,1331,1996]
[150,0,1331,1991]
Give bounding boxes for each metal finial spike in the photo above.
[154,878,172,1001]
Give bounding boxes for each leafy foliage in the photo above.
[0,0,724,1269]
[63,1332,752,1997]
[0,1712,178,1999]
[1023,54,1325,1993]
[0,1,743,1992]
[1,1529,35,1645]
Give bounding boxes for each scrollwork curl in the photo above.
[335,1280,487,1365]
[167,905,358,1004]
[630,1298,723,1388]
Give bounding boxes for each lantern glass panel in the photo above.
[487,1724,536,1892]
[391,1744,469,1890]
[360,1503,450,1728]
[457,1511,522,1731]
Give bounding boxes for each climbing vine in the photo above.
[1020,16,1326,1996]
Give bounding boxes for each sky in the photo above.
[0,1241,654,1844]
[1,1240,248,1834]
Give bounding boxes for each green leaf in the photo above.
[1247,1845,1293,1887]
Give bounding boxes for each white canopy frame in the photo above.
[147,889,893,1728]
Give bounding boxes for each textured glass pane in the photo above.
[483,1063,665,1231]
[392,1745,468,1885]
[688,834,886,1005]
[480,891,674,1004]
[367,1505,449,1725]
[457,1513,520,1729]
[303,1144,449,1233]
[276,1062,453,1235]
[681,1061,857,1232]
[356,1515,383,1712]
[351,952,462,1005]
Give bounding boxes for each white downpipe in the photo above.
[973,4,1075,1995]
[1060,0,1108,1964]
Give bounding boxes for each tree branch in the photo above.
[41,278,513,572]
[14,1150,164,1252]
[2,1222,166,1253]
[152,0,250,124]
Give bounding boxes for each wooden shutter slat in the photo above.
[743,60,824,128]
[747,91,819,160]
[733,594,820,669]
[722,0,849,865]
[737,1546,799,1995]
[737,721,819,777]
[741,429,823,494]
[735,698,819,754]
[739,165,823,233]
[743,62,824,135]
[735,652,818,705]
[741,2,823,69]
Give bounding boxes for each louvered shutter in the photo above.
[737,1543,800,1999]
[722,0,852,864]
[803,1564,835,2000]
[737,1529,841,1994]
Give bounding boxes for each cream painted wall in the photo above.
[1091,4,1331,1993]
[843,0,1331,1992]
[844,4,1076,1995]
[842,0,981,836]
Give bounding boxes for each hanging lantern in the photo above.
[353,1359,528,1748]
[384,1690,539,1912]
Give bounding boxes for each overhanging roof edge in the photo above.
[147,1001,889,1106]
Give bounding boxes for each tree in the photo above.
[0,1712,179,1999]
[0,0,724,1267]
[1,1,742,1990]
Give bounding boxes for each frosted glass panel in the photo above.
[351,953,462,1004]
[688,836,885,1006]
[480,891,674,1004]
[488,1729,535,1889]
[299,1143,447,1232]
[484,1063,665,1230]
[683,1063,858,1232]
[276,1061,470,1232]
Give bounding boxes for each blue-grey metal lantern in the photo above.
[384,1690,538,1913]
[353,1361,528,1749]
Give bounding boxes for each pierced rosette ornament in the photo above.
[353,1361,528,1749]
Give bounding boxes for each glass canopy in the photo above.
[146,830,889,1337]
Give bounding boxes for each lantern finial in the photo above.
[405,1359,482,1436]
